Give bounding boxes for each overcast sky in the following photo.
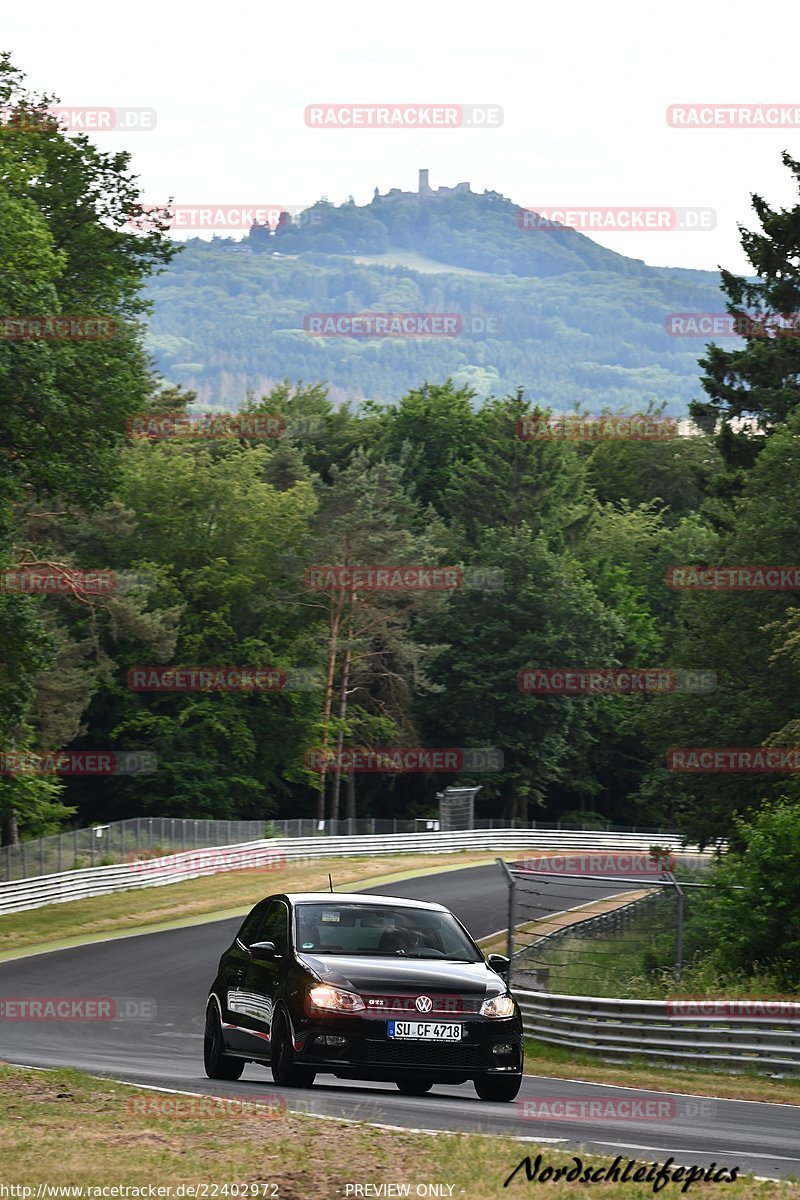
[5,0,799,274]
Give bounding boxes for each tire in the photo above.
[474,1074,522,1102]
[204,1003,244,1080]
[270,1010,316,1088]
[395,1079,434,1096]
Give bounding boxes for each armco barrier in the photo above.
[0,828,712,915]
[516,989,800,1073]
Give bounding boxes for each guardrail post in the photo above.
[673,877,685,983]
[495,857,516,976]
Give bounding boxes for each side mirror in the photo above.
[487,953,510,975]
[248,940,278,960]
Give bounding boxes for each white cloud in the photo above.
[4,0,798,271]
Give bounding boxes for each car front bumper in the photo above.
[293,1014,523,1080]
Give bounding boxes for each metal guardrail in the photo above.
[1,816,680,883]
[0,828,707,915]
[0,817,266,883]
[516,988,800,1072]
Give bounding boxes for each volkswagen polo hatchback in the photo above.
[204,892,523,1101]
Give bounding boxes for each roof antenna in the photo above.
[328,873,334,893]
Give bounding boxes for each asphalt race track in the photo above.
[1,863,798,1180]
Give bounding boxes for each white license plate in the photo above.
[387,1021,462,1041]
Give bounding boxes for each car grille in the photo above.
[362,994,484,1015]
[357,1040,490,1069]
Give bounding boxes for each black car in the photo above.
[204,891,523,1101]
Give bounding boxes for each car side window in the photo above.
[237,902,267,947]
[257,901,289,954]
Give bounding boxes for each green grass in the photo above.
[524,1038,800,1104]
[0,850,501,957]
[0,1064,795,1198]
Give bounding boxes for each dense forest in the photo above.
[3,54,800,862]
[145,190,723,411]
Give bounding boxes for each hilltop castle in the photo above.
[373,169,471,202]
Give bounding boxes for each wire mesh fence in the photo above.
[1,815,680,884]
[500,852,710,998]
[0,817,264,883]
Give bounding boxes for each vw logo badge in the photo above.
[415,995,433,1013]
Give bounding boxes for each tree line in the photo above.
[2,55,800,865]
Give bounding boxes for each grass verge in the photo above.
[0,1065,793,1198]
[524,1038,800,1105]
[0,851,500,956]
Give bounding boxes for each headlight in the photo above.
[307,985,365,1013]
[480,993,515,1018]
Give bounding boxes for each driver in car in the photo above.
[380,926,423,954]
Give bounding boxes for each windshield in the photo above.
[293,903,481,962]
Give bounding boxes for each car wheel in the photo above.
[204,1003,244,1080]
[474,1074,522,1102]
[270,1010,316,1088]
[395,1079,434,1095]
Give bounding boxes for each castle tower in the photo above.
[419,168,431,195]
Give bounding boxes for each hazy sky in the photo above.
[5,0,799,273]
